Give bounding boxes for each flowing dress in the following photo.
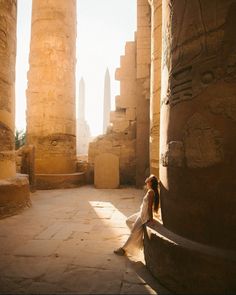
[122,189,154,254]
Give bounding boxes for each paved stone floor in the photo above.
[0,186,171,294]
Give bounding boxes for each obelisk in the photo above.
[27,0,77,182]
[103,68,111,134]
[77,78,91,155]
[78,78,85,120]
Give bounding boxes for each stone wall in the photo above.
[88,42,137,185]
[27,0,77,175]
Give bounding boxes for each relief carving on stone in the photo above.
[161,141,184,168]
[183,113,224,168]
[209,96,236,122]
[0,123,14,151]
[163,1,236,106]
[0,79,11,112]
[32,134,76,156]
[0,151,15,162]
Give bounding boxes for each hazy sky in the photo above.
[15,0,137,136]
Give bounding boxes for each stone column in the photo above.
[0,0,16,179]
[144,1,236,293]
[149,0,162,177]
[27,0,78,188]
[136,0,151,187]
[0,0,30,216]
[103,68,111,134]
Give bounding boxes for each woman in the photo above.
[114,174,159,256]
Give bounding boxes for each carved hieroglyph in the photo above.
[27,0,77,174]
[0,0,16,179]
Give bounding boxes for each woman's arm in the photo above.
[147,190,154,221]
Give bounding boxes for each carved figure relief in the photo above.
[183,113,224,168]
[209,96,236,122]
[161,141,184,168]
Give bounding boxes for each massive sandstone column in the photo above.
[0,0,30,216]
[27,0,77,186]
[136,0,151,186]
[149,0,162,177]
[144,0,236,293]
[103,68,111,134]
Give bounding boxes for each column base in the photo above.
[35,172,86,189]
[0,174,31,218]
[144,220,236,294]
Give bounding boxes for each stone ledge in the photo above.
[144,220,236,294]
[36,172,86,190]
[0,174,31,218]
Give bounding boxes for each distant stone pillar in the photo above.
[103,68,111,134]
[144,1,236,293]
[27,0,77,178]
[0,0,30,216]
[78,78,85,121]
[149,0,162,177]
[77,78,91,155]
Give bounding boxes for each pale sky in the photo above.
[15,0,137,136]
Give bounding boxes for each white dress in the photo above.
[122,189,153,254]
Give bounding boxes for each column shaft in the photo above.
[27,0,77,174]
[0,0,17,179]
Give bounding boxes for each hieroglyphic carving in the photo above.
[183,113,224,168]
[0,152,15,162]
[0,123,14,151]
[163,1,236,106]
[28,134,76,156]
[161,141,184,168]
[209,96,236,122]
[0,79,11,112]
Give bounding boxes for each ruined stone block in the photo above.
[94,153,119,189]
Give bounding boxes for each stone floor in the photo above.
[0,186,171,294]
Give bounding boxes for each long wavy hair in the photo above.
[145,174,159,212]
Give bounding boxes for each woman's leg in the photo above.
[126,212,140,230]
[122,216,144,253]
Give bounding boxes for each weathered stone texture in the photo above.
[27,0,77,174]
[0,0,30,217]
[0,0,16,179]
[144,1,236,293]
[94,153,119,189]
[136,0,151,187]
[103,69,111,134]
[149,0,162,177]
